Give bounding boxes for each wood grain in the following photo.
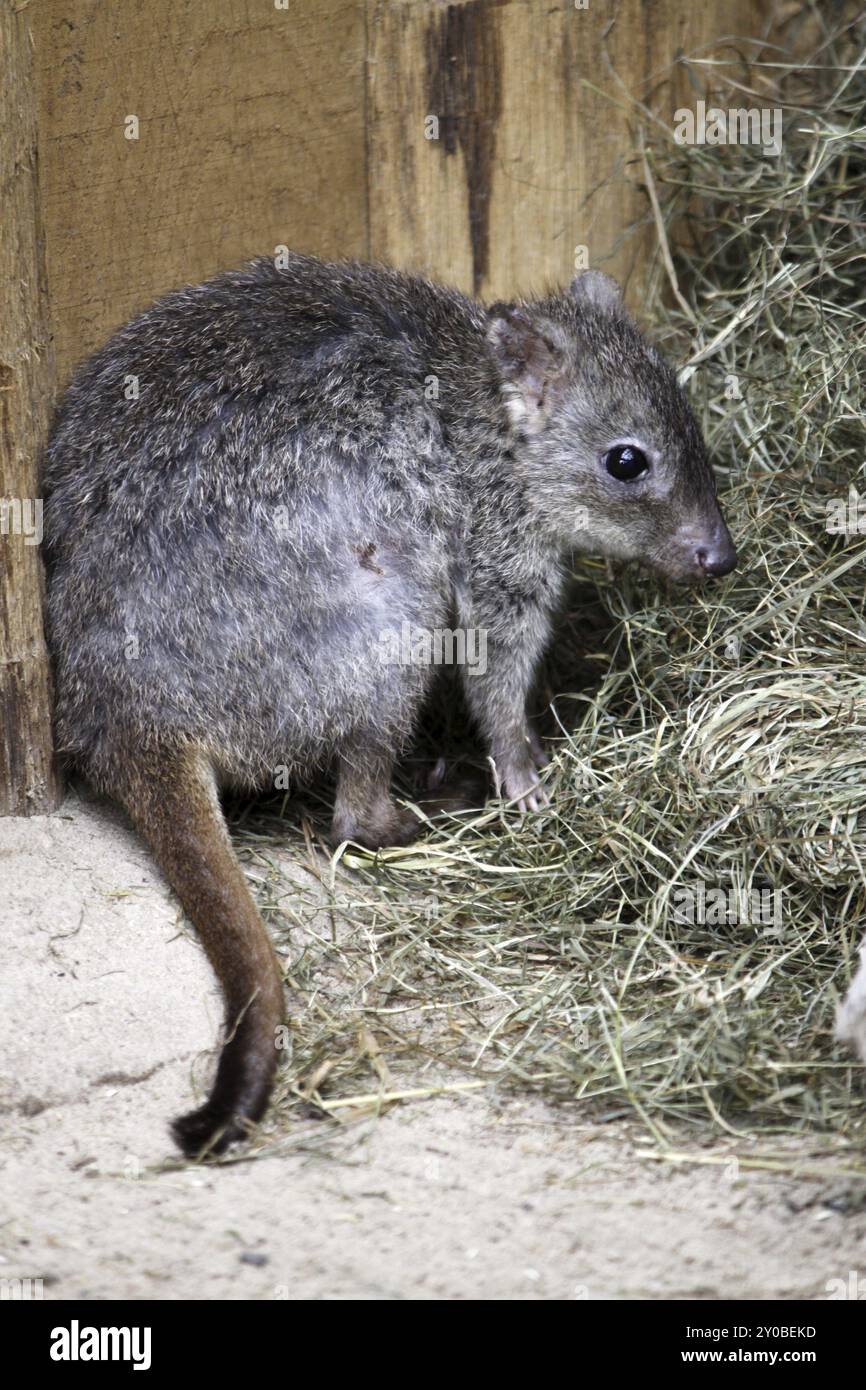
[366,0,766,306]
[0,0,61,815]
[30,0,369,384]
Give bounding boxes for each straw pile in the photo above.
[230,8,866,1166]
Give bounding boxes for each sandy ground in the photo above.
[2,795,865,1301]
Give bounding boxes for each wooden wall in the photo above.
[30,0,369,384]
[30,0,768,385]
[0,2,59,814]
[367,0,765,301]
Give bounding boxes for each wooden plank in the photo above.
[30,0,369,384]
[0,0,62,816]
[366,0,766,304]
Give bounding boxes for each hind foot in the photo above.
[329,799,422,850]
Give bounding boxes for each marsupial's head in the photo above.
[486,271,737,584]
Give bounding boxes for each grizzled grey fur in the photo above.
[44,252,734,821]
[41,252,737,1153]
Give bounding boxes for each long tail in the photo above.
[115,745,285,1157]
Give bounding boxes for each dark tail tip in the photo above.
[171,1102,255,1159]
[171,1012,279,1159]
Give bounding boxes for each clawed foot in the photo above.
[500,772,551,815]
[331,736,552,849]
[494,749,552,815]
[495,729,552,815]
[328,801,422,851]
[428,739,552,817]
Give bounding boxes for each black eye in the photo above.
[604,445,650,482]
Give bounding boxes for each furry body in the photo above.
[43,252,736,1152]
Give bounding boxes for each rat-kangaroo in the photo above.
[42,253,737,1154]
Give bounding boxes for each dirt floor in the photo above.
[2,795,866,1301]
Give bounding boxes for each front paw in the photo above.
[497,759,551,815]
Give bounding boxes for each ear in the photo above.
[486,305,567,434]
[569,269,623,312]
